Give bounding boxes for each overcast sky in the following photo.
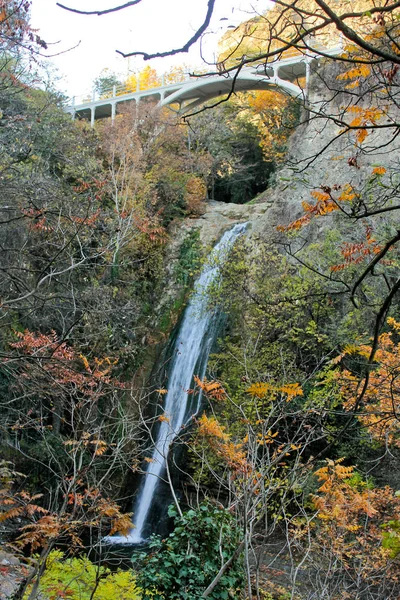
[30,0,271,97]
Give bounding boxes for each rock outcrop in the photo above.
[178,57,400,251]
[0,549,30,599]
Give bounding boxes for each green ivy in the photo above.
[132,502,244,600]
[382,519,400,558]
[175,228,202,287]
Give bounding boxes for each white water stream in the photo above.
[107,222,248,544]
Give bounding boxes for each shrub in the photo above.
[24,550,143,600]
[132,502,244,600]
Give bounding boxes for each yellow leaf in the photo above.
[345,80,360,89]
[280,383,303,401]
[337,64,371,81]
[349,116,362,127]
[246,382,273,398]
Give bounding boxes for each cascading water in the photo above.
[107,222,248,545]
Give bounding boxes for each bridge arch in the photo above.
[161,67,304,114]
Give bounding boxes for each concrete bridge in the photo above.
[66,48,341,125]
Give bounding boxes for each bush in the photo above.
[132,502,244,600]
[24,550,143,600]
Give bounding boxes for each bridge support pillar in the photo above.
[111,103,116,122]
[90,107,95,127]
[305,56,312,99]
[70,97,76,120]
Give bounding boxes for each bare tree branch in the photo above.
[202,540,245,597]
[56,0,143,16]
[351,230,400,306]
[57,0,216,60]
[211,0,400,77]
[116,0,216,59]
[315,0,400,64]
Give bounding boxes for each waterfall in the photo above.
[107,222,248,545]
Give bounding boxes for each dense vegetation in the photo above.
[1,1,400,599]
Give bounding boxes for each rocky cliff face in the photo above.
[177,199,270,247]
[152,54,400,400]
[177,57,400,252]
[0,550,30,599]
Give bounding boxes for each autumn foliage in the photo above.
[3,2,400,599]
[197,413,249,475]
[0,0,47,54]
[337,318,400,446]
[292,459,400,598]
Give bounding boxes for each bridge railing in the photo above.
[67,72,193,108]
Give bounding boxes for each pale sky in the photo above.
[30,0,271,97]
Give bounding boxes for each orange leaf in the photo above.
[373,166,386,175]
[356,129,368,144]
